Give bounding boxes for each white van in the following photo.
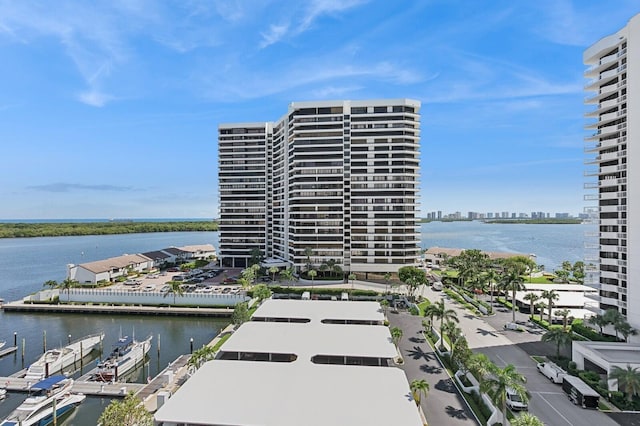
[432,281,443,291]
[506,388,528,411]
[301,291,311,300]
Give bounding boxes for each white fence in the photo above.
[57,289,249,307]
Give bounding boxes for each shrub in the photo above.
[408,306,419,316]
[571,319,621,342]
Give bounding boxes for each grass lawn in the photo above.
[417,299,431,316]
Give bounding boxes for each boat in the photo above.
[0,388,5,401]
[0,376,85,426]
[24,333,104,381]
[0,341,5,350]
[92,335,152,382]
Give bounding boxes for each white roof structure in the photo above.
[252,299,384,323]
[522,283,597,293]
[154,300,422,426]
[515,290,589,308]
[221,321,397,361]
[154,360,422,426]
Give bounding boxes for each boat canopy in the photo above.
[114,336,134,350]
[32,375,66,390]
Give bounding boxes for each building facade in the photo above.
[584,14,640,329]
[218,99,421,274]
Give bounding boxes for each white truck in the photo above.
[537,361,568,384]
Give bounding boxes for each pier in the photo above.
[0,346,18,358]
[1,300,233,317]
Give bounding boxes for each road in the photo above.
[418,285,620,426]
[388,311,479,426]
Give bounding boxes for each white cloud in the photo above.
[259,23,290,48]
[77,90,114,107]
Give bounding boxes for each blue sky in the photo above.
[0,0,638,219]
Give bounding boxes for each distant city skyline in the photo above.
[0,1,639,219]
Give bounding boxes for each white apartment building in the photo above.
[584,14,640,329]
[218,99,421,275]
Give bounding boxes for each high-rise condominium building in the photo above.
[218,99,421,275]
[584,14,639,329]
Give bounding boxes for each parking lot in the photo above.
[108,267,245,295]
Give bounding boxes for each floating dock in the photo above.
[0,346,18,358]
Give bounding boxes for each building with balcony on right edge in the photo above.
[583,13,640,331]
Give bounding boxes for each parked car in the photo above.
[505,388,528,411]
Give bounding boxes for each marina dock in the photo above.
[0,346,17,358]
[2,300,233,317]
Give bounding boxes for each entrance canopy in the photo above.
[260,258,290,268]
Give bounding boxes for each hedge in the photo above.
[571,320,621,342]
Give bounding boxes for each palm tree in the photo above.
[303,247,314,271]
[482,268,500,308]
[348,273,356,290]
[541,328,572,359]
[443,321,463,360]
[555,309,571,331]
[384,272,392,294]
[616,321,638,343]
[43,280,58,289]
[609,365,640,402]
[536,302,546,322]
[332,263,343,280]
[188,345,216,370]
[280,267,294,288]
[541,289,559,324]
[59,278,78,302]
[588,313,608,334]
[268,266,279,283]
[523,292,540,320]
[511,412,545,426]
[497,269,525,323]
[423,303,439,330]
[432,299,458,350]
[164,281,185,305]
[604,309,625,340]
[308,269,317,290]
[390,327,403,347]
[466,353,494,383]
[380,299,389,316]
[319,262,329,278]
[481,364,527,423]
[410,379,430,406]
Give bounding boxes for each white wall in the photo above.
[64,289,249,307]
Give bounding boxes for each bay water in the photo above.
[0,222,585,424]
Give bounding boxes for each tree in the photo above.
[319,262,329,278]
[466,353,494,383]
[609,365,640,402]
[588,313,608,334]
[249,248,263,267]
[188,345,216,370]
[451,249,489,291]
[536,302,546,322]
[604,309,625,340]
[572,261,585,283]
[432,299,458,350]
[390,327,403,347]
[541,289,559,324]
[497,269,525,323]
[443,321,463,360]
[348,273,356,290]
[164,281,184,305]
[252,284,272,302]
[410,379,430,406]
[281,267,294,288]
[380,299,389,316]
[98,392,153,426]
[523,293,540,320]
[332,263,343,279]
[541,328,572,359]
[269,266,279,283]
[232,302,250,327]
[555,309,571,330]
[384,272,392,293]
[59,278,78,302]
[241,266,258,287]
[303,247,314,271]
[43,280,58,289]
[511,412,545,426]
[308,269,317,289]
[554,269,570,283]
[423,303,439,330]
[397,266,426,300]
[616,321,637,343]
[481,364,527,423]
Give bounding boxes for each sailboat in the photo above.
[24,332,104,381]
[0,376,85,426]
